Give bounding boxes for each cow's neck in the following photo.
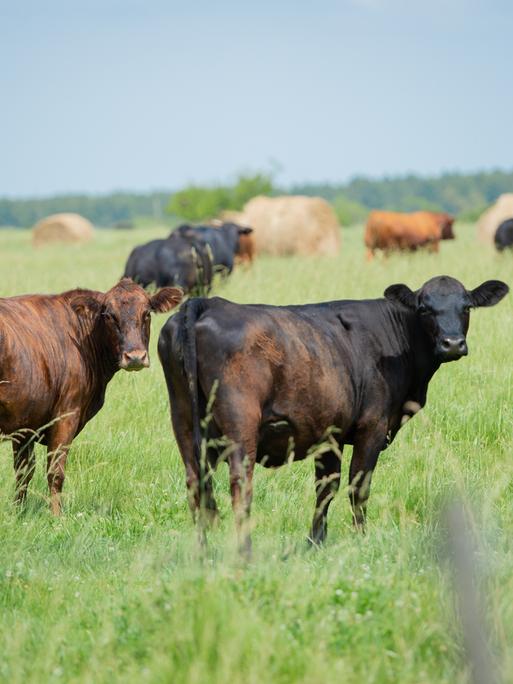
[382,303,440,408]
[403,309,440,407]
[76,316,118,393]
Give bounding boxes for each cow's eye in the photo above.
[102,311,118,327]
[463,306,470,314]
[144,311,151,321]
[418,305,430,316]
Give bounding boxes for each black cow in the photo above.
[158,276,508,553]
[177,223,253,275]
[123,228,213,294]
[494,219,513,251]
[124,238,164,288]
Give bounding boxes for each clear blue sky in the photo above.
[2,0,511,197]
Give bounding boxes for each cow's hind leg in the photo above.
[171,407,219,530]
[46,413,79,516]
[213,396,260,557]
[13,436,36,505]
[348,425,387,531]
[309,450,342,546]
[228,440,257,558]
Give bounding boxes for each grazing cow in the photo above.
[155,230,213,294]
[365,210,454,259]
[123,229,213,292]
[1,279,182,514]
[177,222,254,274]
[494,218,513,251]
[123,229,213,294]
[123,238,165,288]
[158,276,508,553]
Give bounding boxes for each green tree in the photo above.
[332,194,368,225]
[165,173,274,222]
[230,173,273,210]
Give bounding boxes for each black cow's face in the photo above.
[72,279,183,371]
[384,276,509,362]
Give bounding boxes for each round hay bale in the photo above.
[477,194,513,244]
[32,213,94,247]
[226,195,341,257]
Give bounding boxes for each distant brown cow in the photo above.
[364,210,455,259]
[235,229,256,265]
[0,278,182,514]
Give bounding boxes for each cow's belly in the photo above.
[256,411,350,468]
[0,394,52,437]
[255,366,355,467]
[0,364,86,441]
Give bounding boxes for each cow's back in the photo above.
[181,300,366,443]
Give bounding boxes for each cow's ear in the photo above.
[69,293,103,318]
[468,280,509,307]
[150,287,183,313]
[238,227,253,235]
[384,283,416,309]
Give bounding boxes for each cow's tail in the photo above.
[182,297,208,493]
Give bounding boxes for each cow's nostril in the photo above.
[439,336,467,357]
[122,350,149,369]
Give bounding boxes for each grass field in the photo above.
[0,224,512,683]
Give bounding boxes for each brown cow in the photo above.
[235,229,256,265]
[0,278,182,514]
[364,210,454,259]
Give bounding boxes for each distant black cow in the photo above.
[177,222,254,275]
[123,229,213,294]
[494,219,513,251]
[124,238,164,288]
[158,276,508,553]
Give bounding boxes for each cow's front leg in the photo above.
[13,436,36,505]
[46,413,79,516]
[309,450,342,546]
[348,425,387,531]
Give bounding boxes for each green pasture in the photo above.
[0,224,512,683]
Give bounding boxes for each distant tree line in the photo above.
[1,169,512,228]
[0,192,171,228]
[293,169,513,224]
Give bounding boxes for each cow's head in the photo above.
[438,213,455,240]
[71,278,183,371]
[384,276,508,362]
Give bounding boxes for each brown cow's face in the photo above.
[437,214,455,240]
[104,279,183,371]
[384,276,508,362]
[73,279,183,371]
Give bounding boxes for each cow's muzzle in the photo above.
[436,336,468,361]
[120,350,149,371]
